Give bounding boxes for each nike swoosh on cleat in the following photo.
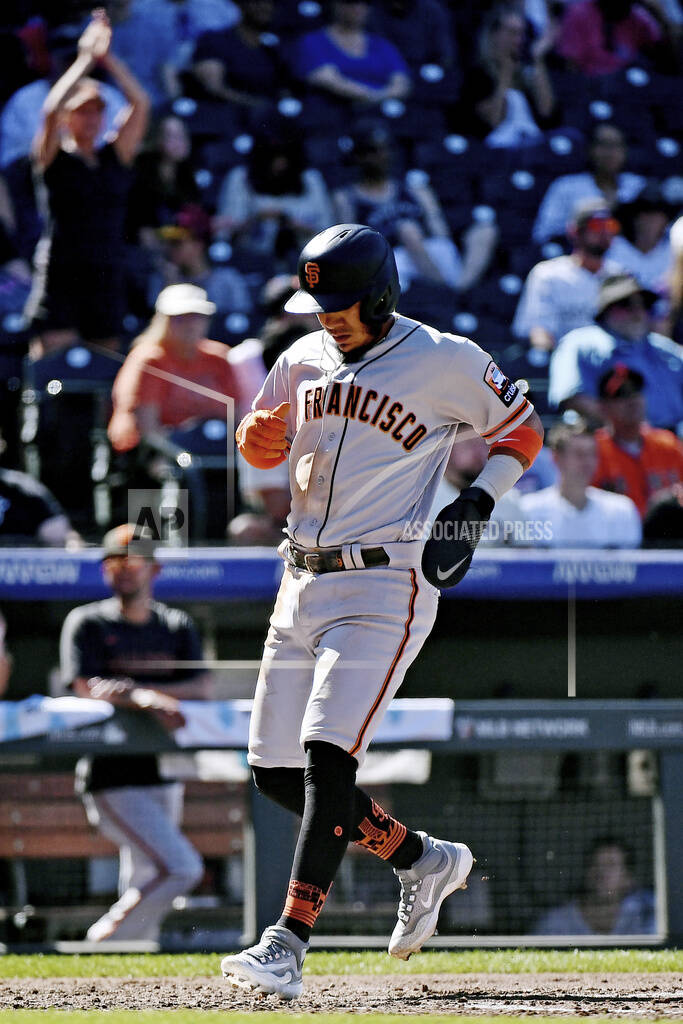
[421,876,438,909]
[436,555,469,581]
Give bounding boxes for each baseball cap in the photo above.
[158,204,211,244]
[595,274,657,318]
[64,78,105,112]
[572,197,619,232]
[101,523,157,560]
[155,284,216,317]
[598,363,645,399]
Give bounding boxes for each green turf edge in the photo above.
[2,1015,679,1024]
[0,949,681,978]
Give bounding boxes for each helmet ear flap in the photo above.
[358,248,399,326]
[361,285,390,326]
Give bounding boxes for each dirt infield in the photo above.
[2,973,682,1016]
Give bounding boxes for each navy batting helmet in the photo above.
[285,223,400,326]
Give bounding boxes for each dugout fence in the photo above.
[1,699,679,951]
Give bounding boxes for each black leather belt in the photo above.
[287,543,390,574]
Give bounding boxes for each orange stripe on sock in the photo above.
[283,879,327,928]
[283,898,317,928]
[381,822,407,860]
[355,816,407,860]
[349,569,418,758]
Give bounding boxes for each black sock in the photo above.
[252,764,424,872]
[277,741,356,941]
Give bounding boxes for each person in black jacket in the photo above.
[26,8,149,356]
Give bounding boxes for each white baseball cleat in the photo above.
[388,832,474,960]
[221,924,308,1001]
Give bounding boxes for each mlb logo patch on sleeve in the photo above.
[484,361,519,406]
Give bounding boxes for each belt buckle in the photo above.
[304,552,323,573]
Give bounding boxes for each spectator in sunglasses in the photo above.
[513,197,624,353]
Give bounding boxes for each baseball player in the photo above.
[221,224,543,999]
[60,524,211,942]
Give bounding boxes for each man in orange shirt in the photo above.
[593,363,683,517]
[108,284,241,453]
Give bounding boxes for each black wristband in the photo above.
[459,486,495,518]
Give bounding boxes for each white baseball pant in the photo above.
[83,782,203,942]
[248,564,439,768]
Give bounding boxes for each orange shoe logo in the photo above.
[304,261,320,288]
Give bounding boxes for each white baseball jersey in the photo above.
[247,314,535,769]
[253,313,534,549]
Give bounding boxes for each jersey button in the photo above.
[328,432,335,441]
[310,518,318,526]
[317,475,325,484]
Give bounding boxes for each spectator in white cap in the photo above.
[108,283,243,454]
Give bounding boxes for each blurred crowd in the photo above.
[0,0,682,549]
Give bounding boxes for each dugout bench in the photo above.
[0,770,246,943]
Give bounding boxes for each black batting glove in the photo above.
[421,486,495,589]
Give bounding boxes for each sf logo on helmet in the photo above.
[304,261,320,288]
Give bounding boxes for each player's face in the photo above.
[103,555,159,598]
[160,116,191,161]
[67,100,104,145]
[577,215,619,256]
[166,312,209,345]
[603,294,650,341]
[334,1,371,30]
[602,392,646,431]
[555,435,598,487]
[585,845,632,901]
[589,126,626,175]
[317,301,378,353]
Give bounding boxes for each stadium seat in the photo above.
[627,137,682,178]
[21,345,121,532]
[155,417,235,540]
[424,164,476,207]
[466,276,524,321]
[506,242,546,279]
[465,314,516,358]
[411,65,462,109]
[210,311,261,347]
[413,136,496,181]
[513,132,586,177]
[376,99,447,145]
[398,278,460,332]
[164,97,242,140]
